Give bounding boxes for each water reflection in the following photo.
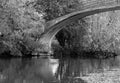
[0,58,59,83]
[0,56,120,83]
[56,56,120,83]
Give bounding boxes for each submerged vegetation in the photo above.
[0,0,120,58]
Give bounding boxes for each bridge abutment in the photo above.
[32,39,53,56]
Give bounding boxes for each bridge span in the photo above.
[32,1,120,55]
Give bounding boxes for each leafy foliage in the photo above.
[0,0,120,58]
[0,0,45,56]
[39,0,120,57]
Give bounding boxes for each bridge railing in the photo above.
[80,0,120,10]
[45,0,120,30]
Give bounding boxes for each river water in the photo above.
[0,55,120,83]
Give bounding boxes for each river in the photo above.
[0,55,120,83]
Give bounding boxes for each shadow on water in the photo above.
[0,55,120,83]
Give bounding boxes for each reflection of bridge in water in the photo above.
[33,1,120,55]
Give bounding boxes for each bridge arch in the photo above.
[33,4,120,55]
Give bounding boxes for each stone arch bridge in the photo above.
[32,1,120,55]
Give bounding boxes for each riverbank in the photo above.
[53,47,117,59]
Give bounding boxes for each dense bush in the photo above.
[0,0,45,56]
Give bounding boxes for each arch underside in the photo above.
[34,1,120,54]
